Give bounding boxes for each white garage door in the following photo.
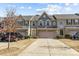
[38,31,57,38]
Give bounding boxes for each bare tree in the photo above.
[4,8,16,49]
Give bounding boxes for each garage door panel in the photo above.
[38,31,57,38]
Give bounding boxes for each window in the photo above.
[39,20,44,26]
[17,19,25,26]
[26,21,29,26]
[46,20,50,26]
[40,22,42,26]
[72,19,78,24]
[75,19,78,24]
[46,20,52,26]
[72,19,75,24]
[53,21,56,26]
[47,21,49,26]
[66,19,68,25]
[75,19,78,22]
[66,19,71,25]
[32,21,35,26]
[69,19,78,25]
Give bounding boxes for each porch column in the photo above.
[56,28,60,36]
[28,20,31,36]
[36,21,38,37]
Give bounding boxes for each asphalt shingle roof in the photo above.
[54,14,79,19]
[22,16,33,21]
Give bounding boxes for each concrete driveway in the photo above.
[18,38,79,56]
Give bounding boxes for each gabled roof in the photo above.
[16,15,32,21]
[1,12,79,23]
[22,16,33,21]
[54,14,79,19]
[30,12,56,21]
[37,12,55,20]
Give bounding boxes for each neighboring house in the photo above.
[1,12,79,38]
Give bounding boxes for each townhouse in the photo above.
[1,12,79,38]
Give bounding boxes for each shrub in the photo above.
[24,36,30,39]
[65,34,72,39]
[32,36,37,39]
[56,35,62,39]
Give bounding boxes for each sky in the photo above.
[0,3,79,17]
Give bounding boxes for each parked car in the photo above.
[72,32,79,40]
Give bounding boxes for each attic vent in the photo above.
[75,13,79,16]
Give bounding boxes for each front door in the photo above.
[60,29,63,36]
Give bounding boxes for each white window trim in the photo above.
[75,19,78,23]
[45,20,51,26]
[53,21,56,26]
[39,20,44,26]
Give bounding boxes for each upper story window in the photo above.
[66,19,71,25]
[72,19,78,25]
[75,19,78,24]
[72,19,75,24]
[47,21,50,26]
[66,19,68,25]
[46,20,51,26]
[32,21,36,26]
[66,19,79,25]
[39,20,44,26]
[17,19,25,26]
[75,19,78,22]
[53,21,56,26]
[25,21,29,26]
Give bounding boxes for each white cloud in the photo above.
[19,6,32,10]
[47,5,62,11]
[65,3,70,6]
[0,8,6,17]
[19,6,25,9]
[65,3,79,6]
[36,4,62,14]
[65,7,72,11]
[36,4,77,14]
[7,4,16,8]
[36,8,46,12]
[36,9,42,11]
[73,3,79,6]
[28,6,32,9]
